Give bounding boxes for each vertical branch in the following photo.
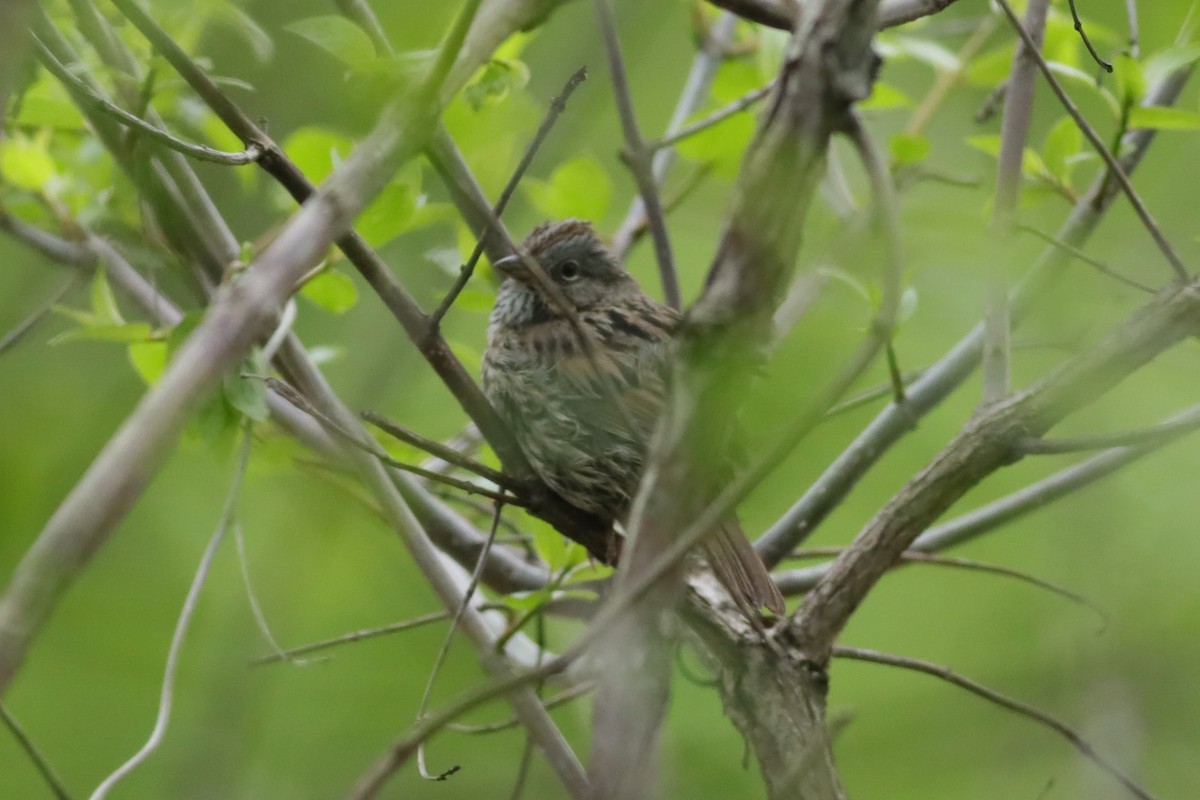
[0,0,37,118]
[984,0,1049,404]
[593,0,680,307]
[610,12,738,261]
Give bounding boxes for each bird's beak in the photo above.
[492,254,533,283]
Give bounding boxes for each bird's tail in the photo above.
[702,520,785,616]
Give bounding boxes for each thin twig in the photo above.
[593,0,678,307]
[775,402,1200,595]
[611,11,736,262]
[823,368,927,417]
[1066,0,1113,72]
[1019,414,1200,454]
[448,682,595,734]
[0,277,77,358]
[0,703,73,800]
[788,548,1106,625]
[995,0,1188,281]
[33,38,262,166]
[647,80,775,152]
[1124,0,1140,57]
[269,379,525,507]
[833,647,1156,800]
[235,523,325,666]
[361,410,514,489]
[1017,224,1156,293]
[250,611,451,666]
[416,504,502,781]
[985,0,1050,404]
[90,426,252,800]
[428,67,587,327]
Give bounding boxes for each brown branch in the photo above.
[594,0,679,307]
[791,274,1200,660]
[428,66,587,326]
[833,647,1156,800]
[1066,0,1113,72]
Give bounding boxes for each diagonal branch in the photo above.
[792,274,1200,660]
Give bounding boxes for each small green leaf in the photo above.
[1022,148,1048,178]
[1042,117,1082,181]
[1046,61,1121,117]
[282,126,353,184]
[300,270,359,314]
[0,131,56,191]
[1142,44,1200,87]
[90,268,124,326]
[1113,53,1146,107]
[52,322,154,344]
[285,16,377,71]
[464,58,530,111]
[861,82,912,111]
[889,133,930,165]
[224,350,269,422]
[213,1,274,62]
[898,287,919,325]
[129,340,168,385]
[356,180,417,247]
[966,45,1015,87]
[523,156,612,221]
[1127,106,1200,131]
[966,135,1002,158]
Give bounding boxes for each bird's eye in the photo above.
[557,260,581,281]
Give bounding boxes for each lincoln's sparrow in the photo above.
[482,219,784,614]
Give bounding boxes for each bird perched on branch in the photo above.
[482,218,785,615]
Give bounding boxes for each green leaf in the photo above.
[861,82,911,111]
[882,35,960,72]
[889,133,930,165]
[300,270,359,314]
[90,268,125,326]
[1042,117,1082,181]
[897,287,918,325]
[463,58,530,111]
[966,135,1002,158]
[282,126,353,184]
[966,45,1015,87]
[356,179,418,247]
[1142,44,1200,87]
[128,340,168,385]
[213,1,274,62]
[224,350,269,422]
[52,322,154,344]
[1113,53,1146,107]
[1127,106,1200,131]
[522,156,612,221]
[1046,61,1121,117]
[0,130,56,191]
[285,16,377,71]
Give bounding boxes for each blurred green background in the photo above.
[2,0,1199,797]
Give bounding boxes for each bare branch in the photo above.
[90,427,251,800]
[1,703,73,800]
[1066,0,1113,72]
[610,12,737,261]
[833,647,1156,800]
[1018,413,1200,454]
[361,410,513,488]
[250,611,451,667]
[448,682,594,734]
[1017,224,1156,293]
[984,0,1050,404]
[792,274,1200,659]
[648,80,775,154]
[32,38,263,165]
[594,0,679,306]
[704,0,966,31]
[0,277,78,359]
[754,67,1194,567]
[428,66,587,326]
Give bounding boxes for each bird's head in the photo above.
[492,219,638,323]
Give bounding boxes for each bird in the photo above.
[481,218,785,615]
